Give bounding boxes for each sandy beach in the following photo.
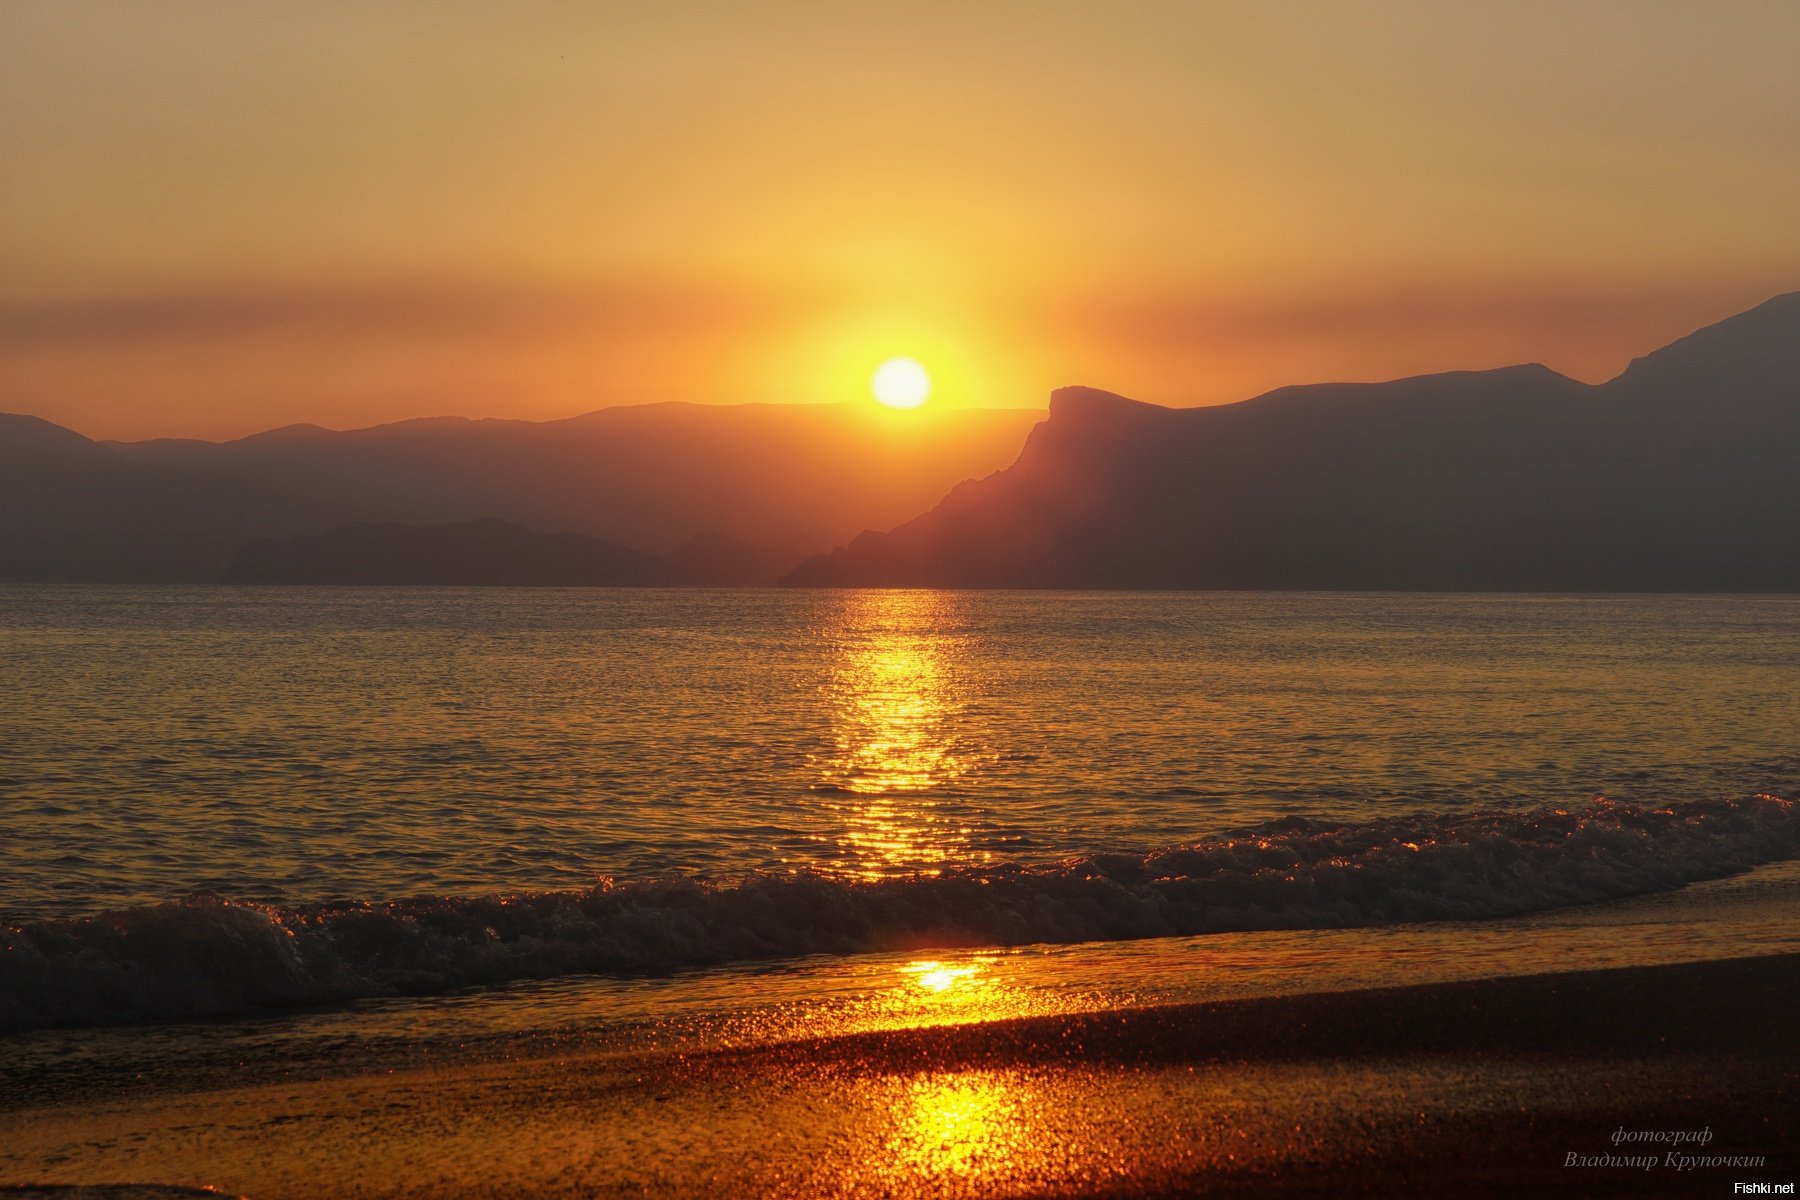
[5,952,1796,1199]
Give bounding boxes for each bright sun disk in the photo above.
[872,357,931,409]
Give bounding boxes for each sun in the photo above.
[872,357,931,409]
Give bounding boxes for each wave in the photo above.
[3,793,1796,1033]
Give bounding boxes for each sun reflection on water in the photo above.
[909,960,979,993]
[813,590,991,880]
[715,953,1097,1050]
[827,592,965,796]
[841,955,1073,1035]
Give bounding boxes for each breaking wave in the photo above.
[4,794,1796,1033]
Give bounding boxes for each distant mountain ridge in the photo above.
[8,293,1798,590]
[0,402,1042,582]
[223,520,802,587]
[786,292,1800,591]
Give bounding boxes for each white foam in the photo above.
[3,794,1794,1033]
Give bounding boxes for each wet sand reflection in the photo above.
[883,1070,1038,1183]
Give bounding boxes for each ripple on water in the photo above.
[0,587,1797,920]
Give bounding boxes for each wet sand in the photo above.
[5,953,1798,1198]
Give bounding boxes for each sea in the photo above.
[3,586,1799,1080]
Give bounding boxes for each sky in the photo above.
[3,1,1799,440]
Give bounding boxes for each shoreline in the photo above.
[9,789,1798,1037]
[6,952,1797,1198]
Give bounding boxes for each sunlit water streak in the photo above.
[812,590,996,878]
[1,586,1797,922]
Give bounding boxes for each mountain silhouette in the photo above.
[660,530,807,587]
[0,403,1040,581]
[224,520,803,587]
[785,293,1800,591]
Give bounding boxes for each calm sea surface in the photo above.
[2,586,1797,923]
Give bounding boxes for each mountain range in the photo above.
[0,403,1040,582]
[788,292,1800,590]
[4,292,1797,590]
[223,521,803,587]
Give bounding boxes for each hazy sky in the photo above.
[4,1,1799,439]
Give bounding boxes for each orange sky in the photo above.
[3,2,1799,440]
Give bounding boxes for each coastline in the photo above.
[6,952,1797,1199]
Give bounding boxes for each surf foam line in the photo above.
[4,793,1795,1033]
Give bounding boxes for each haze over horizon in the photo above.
[5,1,1800,440]
[8,289,1800,446]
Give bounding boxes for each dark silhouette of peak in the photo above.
[1617,290,1800,374]
[786,292,1800,592]
[0,412,106,463]
[231,422,334,446]
[1,416,184,581]
[1048,386,1166,419]
[1240,363,1584,417]
[1606,290,1800,412]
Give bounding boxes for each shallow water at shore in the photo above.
[7,809,1799,1198]
[9,855,1799,1115]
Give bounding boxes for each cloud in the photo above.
[0,277,836,439]
[1038,278,1788,394]
[0,278,818,347]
